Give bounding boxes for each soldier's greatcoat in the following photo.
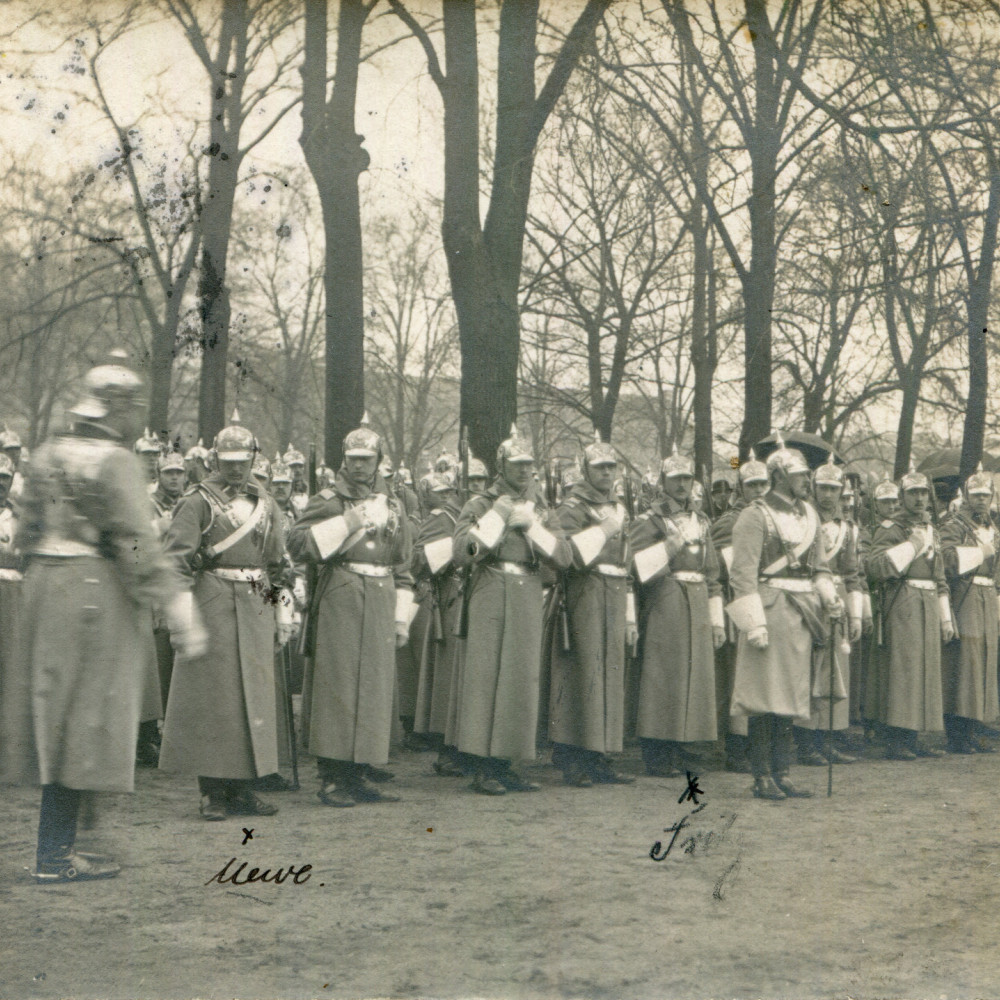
[630,495,722,742]
[546,481,631,754]
[453,481,571,761]
[4,426,178,792]
[728,492,832,722]
[287,471,412,766]
[412,500,463,737]
[867,514,947,732]
[159,473,287,779]
[0,501,26,782]
[939,510,1000,725]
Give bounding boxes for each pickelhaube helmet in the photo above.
[965,462,993,495]
[899,460,929,492]
[690,480,704,505]
[271,454,293,483]
[0,427,22,451]
[813,452,844,487]
[583,429,616,467]
[185,439,210,463]
[660,444,694,479]
[317,463,333,484]
[711,472,734,492]
[283,445,306,467]
[738,449,768,485]
[252,454,272,481]
[213,408,257,461]
[428,469,457,492]
[343,412,380,459]
[398,465,413,486]
[435,451,458,473]
[765,430,809,476]
[467,457,488,480]
[0,454,14,477]
[134,428,162,455]
[561,460,584,489]
[157,451,185,473]
[379,457,393,479]
[873,475,899,501]
[70,350,145,421]
[497,424,533,465]
[641,464,657,487]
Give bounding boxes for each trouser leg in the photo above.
[37,784,82,865]
[771,716,794,776]
[748,714,773,779]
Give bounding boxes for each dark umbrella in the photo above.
[916,448,1000,478]
[753,431,844,471]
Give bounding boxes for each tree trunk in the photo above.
[300,0,371,469]
[894,364,922,480]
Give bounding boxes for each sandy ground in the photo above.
[2,733,999,1000]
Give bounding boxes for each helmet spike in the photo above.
[360,411,370,427]
[749,448,757,462]
[774,427,785,450]
[593,427,602,444]
[230,408,241,425]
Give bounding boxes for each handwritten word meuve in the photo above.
[206,856,313,886]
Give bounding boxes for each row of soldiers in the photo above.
[1,355,997,881]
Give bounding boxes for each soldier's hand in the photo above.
[941,621,956,643]
[293,576,307,609]
[600,509,624,539]
[747,626,769,650]
[366,494,390,529]
[712,626,726,650]
[908,528,928,552]
[507,503,534,530]
[492,495,515,521]
[980,538,996,560]
[395,621,410,648]
[344,506,366,534]
[625,623,639,653]
[825,596,846,621]
[849,617,862,644]
[276,621,294,647]
[165,590,208,659]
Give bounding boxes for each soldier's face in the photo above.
[468,475,487,495]
[787,471,811,500]
[874,497,898,519]
[902,487,929,517]
[219,458,252,488]
[741,480,768,502]
[503,459,533,492]
[142,453,158,479]
[814,483,842,514]
[711,485,731,513]
[345,454,378,485]
[159,469,185,498]
[586,462,616,495]
[185,459,205,484]
[968,493,992,518]
[662,474,692,503]
[290,464,305,483]
[253,473,271,491]
[0,474,10,505]
[272,481,292,503]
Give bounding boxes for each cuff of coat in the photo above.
[526,520,558,558]
[633,541,669,584]
[886,540,917,575]
[726,592,767,632]
[165,589,195,635]
[719,546,733,573]
[813,573,837,606]
[626,592,636,626]
[709,595,724,630]
[424,536,453,574]
[395,588,415,626]
[939,594,953,626]
[572,525,607,566]
[470,509,505,550]
[862,592,873,621]
[276,588,294,627]
[955,545,984,576]
[848,590,863,621]
[311,514,350,561]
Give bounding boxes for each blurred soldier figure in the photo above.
[547,435,636,787]
[287,417,413,807]
[710,474,734,519]
[134,428,161,486]
[159,413,292,820]
[867,469,951,760]
[939,466,1000,753]
[283,445,309,512]
[726,442,842,800]
[184,440,211,487]
[252,454,272,492]
[453,427,571,794]
[467,457,488,497]
[5,355,205,881]
[412,469,465,775]
[630,449,725,777]
[0,427,25,500]
[793,458,863,766]
[710,452,769,772]
[271,457,295,522]
[0,453,26,798]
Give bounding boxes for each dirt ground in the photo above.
[2,729,999,1000]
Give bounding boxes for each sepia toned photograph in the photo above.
[1,1,999,997]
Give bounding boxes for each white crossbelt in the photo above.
[760,577,814,593]
[34,539,99,558]
[972,575,995,587]
[497,561,537,576]
[595,563,627,577]
[905,578,936,591]
[343,562,392,578]
[210,567,264,582]
[0,568,23,581]
[673,571,705,584]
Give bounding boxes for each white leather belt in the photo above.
[673,571,705,584]
[596,564,627,577]
[34,539,100,558]
[906,578,936,591]
[972,575,995,588]
[761,577,814,593]
[210,568,264,582]
[343,562,392,578]
[497,561,537,576]
[0,568,23,581]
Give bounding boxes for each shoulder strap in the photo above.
[205,495,268,559]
